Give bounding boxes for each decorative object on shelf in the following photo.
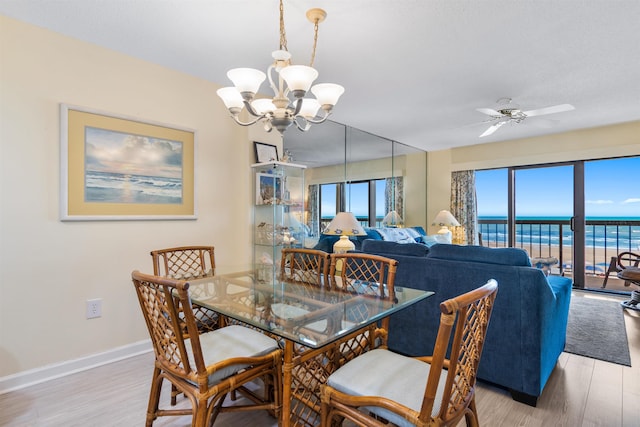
[254,141,279,163]
[381,210,404,228]
[323,212,367,253]
[281,149,293,163]
[432,210,460,244]
[256,173,283,205]
[60,104,195,221]
[216,0,343,134]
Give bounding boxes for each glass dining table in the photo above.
[185,268,433,427]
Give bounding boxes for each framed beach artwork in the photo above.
[60,104,196,220]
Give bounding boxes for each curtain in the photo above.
[451,171,478,245]
[307,184,320,237]
[385,177,404,219]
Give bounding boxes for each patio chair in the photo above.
[601,251,640,288]
[131,271,282,426]
[320,279,498,427]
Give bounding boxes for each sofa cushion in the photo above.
[427,244,532,267]
[376,227,420,243]
[361,239,429,257]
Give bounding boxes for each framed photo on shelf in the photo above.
[254,141,279,163]
[256,173,283,205]
[60,104,196,221]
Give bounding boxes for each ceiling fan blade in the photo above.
[523,103,575,117]
[476,107,502,116]
[479,121,506,138]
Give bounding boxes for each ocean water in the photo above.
[85,171,182,204]
[479,216,640,250]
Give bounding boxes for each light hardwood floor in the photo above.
[1,291,639,426]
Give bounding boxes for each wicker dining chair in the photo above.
[280,248,330,287]
[320,279,498,427]
[151,246,221,333]
[131,271,282,427]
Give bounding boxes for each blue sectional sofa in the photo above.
[359,240,573,406]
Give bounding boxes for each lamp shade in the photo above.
[382,210,404,227]
[227,68,266,94]
[431,210,460,227]
[279,65,318,93]
[311,83,345,107]
[298,98,321,118]
[323,212,366,236]
[216,87,245,110]
[251,98,277,115]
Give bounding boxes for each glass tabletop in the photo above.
[186,270,433,348]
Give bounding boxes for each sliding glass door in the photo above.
[477,156,640,292]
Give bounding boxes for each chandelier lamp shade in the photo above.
[216,1,344,134]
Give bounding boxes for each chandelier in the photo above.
[216,0,344,134]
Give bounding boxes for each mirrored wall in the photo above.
[283,121,426,243]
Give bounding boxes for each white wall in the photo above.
[0,16,258,380]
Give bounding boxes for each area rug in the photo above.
[564,296,631,366]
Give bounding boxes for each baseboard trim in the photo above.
[0,340,152,395]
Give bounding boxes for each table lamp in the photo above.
[431,210,460,244]
[381,210,404,228]
[323,212,367,253]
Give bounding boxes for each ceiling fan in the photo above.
[476,97,575,138]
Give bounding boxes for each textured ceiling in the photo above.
[1,0,639,152]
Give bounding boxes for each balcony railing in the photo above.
[479,218,640,281]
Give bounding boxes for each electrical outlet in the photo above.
[86,299,102,319]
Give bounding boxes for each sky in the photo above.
[476,156,640,218]
[85,127,183,178]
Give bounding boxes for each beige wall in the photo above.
[306,152,428,228]
[425,121,640,234]
[0,16,260,378]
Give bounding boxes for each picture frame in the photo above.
[256,173,283,205]
[254,141,279,163]
[60,104,196,221]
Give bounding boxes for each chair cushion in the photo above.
[185,325,279,386]
[327,349,447,427]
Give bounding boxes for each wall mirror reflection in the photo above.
[283,120,426,249]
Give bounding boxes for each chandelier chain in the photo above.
[279,0,288,52]
[310,19,319,67]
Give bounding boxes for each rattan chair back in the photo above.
[328,253,398,300]
[151,245,215,279]
[280,248,330,286]
[131,271,282,426]
[320,279,498,427]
